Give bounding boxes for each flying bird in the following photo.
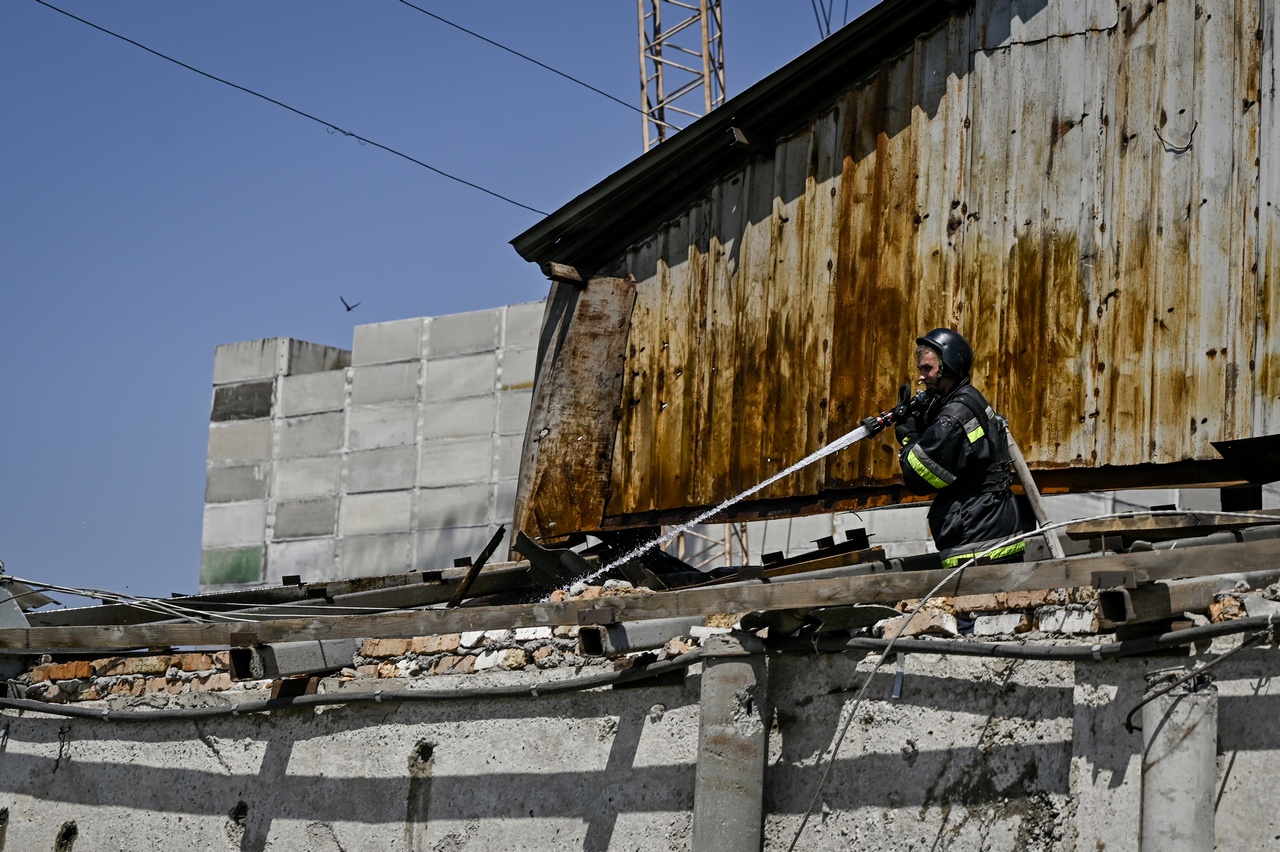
[340,296,360,312]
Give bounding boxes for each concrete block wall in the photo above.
[200,301,544,592]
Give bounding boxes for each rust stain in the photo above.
[523,0,1274,536]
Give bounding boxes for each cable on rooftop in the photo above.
[32,0,549,216]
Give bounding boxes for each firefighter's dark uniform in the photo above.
[897,380,1024,569]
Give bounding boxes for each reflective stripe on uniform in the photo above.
[962,416,985,444]
[906,444,955,489]
[940,540,1026,569]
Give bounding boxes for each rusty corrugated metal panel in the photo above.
[519,0,1275,537]
[512,278,636,542]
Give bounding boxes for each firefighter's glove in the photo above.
[895,419,918,447]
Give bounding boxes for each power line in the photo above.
[394,0,644,118]
[32,0,549,216]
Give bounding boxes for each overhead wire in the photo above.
[31,0,549,216]
[393,0,648,120]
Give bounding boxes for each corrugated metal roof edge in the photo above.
[510,0,968,272]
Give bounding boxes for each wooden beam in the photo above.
[4,537,1278,652]
[541,262,587,285]
[1066,510,1280,541]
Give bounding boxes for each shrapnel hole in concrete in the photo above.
[410,740,435,771]
[228,801,249,825]
[54,821,76,851]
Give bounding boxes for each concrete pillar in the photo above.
[1139,670,1218,852]
[692,634,768,852]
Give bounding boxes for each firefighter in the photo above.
[895,328,1024,568]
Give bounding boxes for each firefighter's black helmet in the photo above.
[916,328,973,379]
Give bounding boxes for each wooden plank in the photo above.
[1066,510,1280,541]
[7,538,1279,652]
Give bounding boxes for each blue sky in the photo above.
[1,1,876,606]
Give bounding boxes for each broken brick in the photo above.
[951,593,1006,613]
[1006,589,1062,609]
[191,673,233,692]
[179,653,215,673]
[362,638,413,658]
[1210,597,1244,622]
[412,634,461,655]
[32,661,92,683]
[431,655,476,676]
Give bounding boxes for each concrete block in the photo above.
[266,538,336,585]
[348,404,417,450]
[973,613,1032,637]
[202,501,267,548]
[502,300,546,349]
[210,380,274,422]
[414,484,492,529]
[277,412,344,458]
[213,339,282,385]
[498,347,537,391]
[340,534,411,578]
[497,435,523,479]
[273,497,338,540]
[344,446,417,494]
[208,420,271,463]
[497,390,533,435]
[1037,607,1098,635]
[274,455,340,499]
[421,396,496,441]
[205,464,269,504]
[876,610,959,639]
[340,490,412,536]
[284,339,350,376]
[200,546,264,587]
[413,526,494,571]
[352,318,425,366]
[351,361,421,406]
[279,369,347,417]
[494,479,518,524]
[423,352,497,401]
[418,437,493,487]
[426,308,499,358]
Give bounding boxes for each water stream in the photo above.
[579,423,874,585]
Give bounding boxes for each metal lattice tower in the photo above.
[638,0,725,151]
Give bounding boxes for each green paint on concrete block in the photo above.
[201,547,264,585]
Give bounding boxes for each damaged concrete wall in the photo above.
[3,645,1278,850]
